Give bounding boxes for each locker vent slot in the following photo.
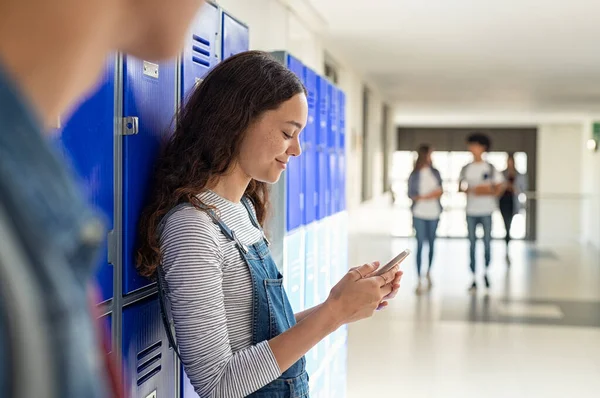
[137,353,162,374]
[137,365,162,386]
[192,45,210,57]
[193,34,210,46]
[192,56,210,67]
[137,341,162,360]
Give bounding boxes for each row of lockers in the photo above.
[99,292,347,398]
[274,52,350,397]
[53,2,248,303]
[275,52,348,233]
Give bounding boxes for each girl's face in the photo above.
[237,93,308,184]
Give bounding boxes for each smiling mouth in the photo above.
[276,159,288,168]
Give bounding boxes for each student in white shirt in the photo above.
[408,145,443,295]
[459,133,505,293]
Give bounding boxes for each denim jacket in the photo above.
[0,65,109,397]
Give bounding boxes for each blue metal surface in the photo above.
[286,153,303,231]
[182,2,220,101]
[327,84,338,216]
[285,54,305,232]
[221,11,249,61]
[101,313,112,354]
[122,57,177,295]
[330,344,347,398]
[338,91,347,212]
[181,367,198,398]
[316,76,329,220]
[283,229,305,313]
[316,219,331,367]
[303,68,317,225]
[53,56,115,303]
[122,298,176,398]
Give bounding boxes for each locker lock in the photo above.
[122,117,139,136]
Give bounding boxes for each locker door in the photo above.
[303,68,317,225]
[316,76,329,221]
[54,56,115,303]
[327,84,338,216]
[122,57,177,295]
[285,54,305,232]
[338,91,347,212]
[182,2,220,100]
[181,370,199,398]
[100,313,112,354]
[283,228,305,313]
[122,298,176,398]
[221,11,249,61]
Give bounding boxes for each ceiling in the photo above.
[308,0,600,117]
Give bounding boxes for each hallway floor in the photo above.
[344,204,600,398]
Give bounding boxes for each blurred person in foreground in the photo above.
[0,0,205,397]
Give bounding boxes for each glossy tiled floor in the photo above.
[344,203,600,398]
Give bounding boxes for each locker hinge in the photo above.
[122,117,139,136]
[107,229,117,266]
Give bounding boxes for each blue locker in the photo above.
[181,369,198,398]
[303,68,318,225]
[54,57,115,303]
[315,219,331,367]
[285,54,305,232]
[327,83,338,216]
[122,298,176,398]
[221,11,249,61]
[182,2,220,100]
[337,91,347,212]
[283,229,305,313]
[330,344,347,398]
[316,76,329,220]
[122,57,177,295]
[100,313,112,354]
[303,223,319,377]
[303,224,318,312]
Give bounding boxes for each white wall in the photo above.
[215,0,392,211]
[535,123,585,246]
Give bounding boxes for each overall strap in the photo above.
[241,196,270,246]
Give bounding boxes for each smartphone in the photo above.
[373,249,411,277]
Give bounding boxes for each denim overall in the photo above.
[159,197,309,397]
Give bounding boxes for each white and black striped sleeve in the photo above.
[160,209,281,398]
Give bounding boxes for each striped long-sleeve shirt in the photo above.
[160,190,281,397]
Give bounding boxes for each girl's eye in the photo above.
[282,131,293,139]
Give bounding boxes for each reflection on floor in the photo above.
[344,206,600,398]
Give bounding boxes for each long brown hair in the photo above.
[413,144,432,171]
[136,51,306,278]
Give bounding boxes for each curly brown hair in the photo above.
[136,50,306,278]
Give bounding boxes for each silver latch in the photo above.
[122,117,139,136]
[143,61,159,79]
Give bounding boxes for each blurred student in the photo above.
[408,145,443,294]
[0,0,205,396]
[499,152,527,266]
[459,133,505,293]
